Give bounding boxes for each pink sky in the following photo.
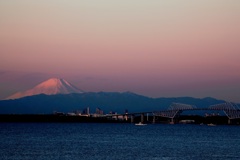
[0,1,240,102]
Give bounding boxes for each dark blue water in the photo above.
[0,123,240,160]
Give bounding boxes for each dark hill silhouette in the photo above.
[0,92,226,114]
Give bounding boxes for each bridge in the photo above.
[106,102,240,124]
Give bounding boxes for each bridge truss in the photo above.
[209,102,240,119]
[153,103,197,119]
[153,102,240,120]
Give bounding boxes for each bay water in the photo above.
[0,123,240,160]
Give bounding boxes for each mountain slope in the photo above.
[0,92,226,114]
[6,78,83,100]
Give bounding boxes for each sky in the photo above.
[0,0,240,102]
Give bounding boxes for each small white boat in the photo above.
[135,122,147,126]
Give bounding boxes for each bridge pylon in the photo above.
[152,115,156,124]
[141,113,144,123]
[131,115,134,123]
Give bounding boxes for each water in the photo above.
[0,123,240,160]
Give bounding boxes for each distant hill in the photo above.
[0,92,226,114]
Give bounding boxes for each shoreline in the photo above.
[0,114,239,125]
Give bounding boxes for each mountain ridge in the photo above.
[1,78,236,114]
[0,92,227,114]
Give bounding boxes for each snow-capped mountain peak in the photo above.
[6,78,83,100]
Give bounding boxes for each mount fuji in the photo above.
[6,78,84,100]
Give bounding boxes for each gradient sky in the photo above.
[0,1,240,102]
